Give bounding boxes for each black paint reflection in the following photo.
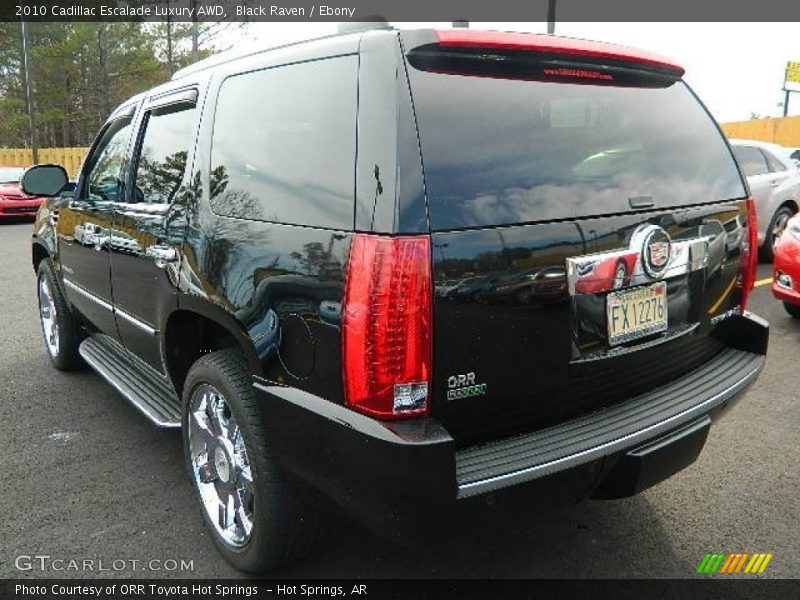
[180,172,350,399]
[408,70,746,230]
[430,202,748,445]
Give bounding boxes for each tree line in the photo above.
[0,8,240,149]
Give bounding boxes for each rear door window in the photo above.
[733,146,770,177]
[132,103,195,204]
[763,149,788,173]
[406,70,747,230]
[210,56,358,229]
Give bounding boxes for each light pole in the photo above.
[20,18,39,163]
[547,0,557,34]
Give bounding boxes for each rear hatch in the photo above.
[402,31,750,446]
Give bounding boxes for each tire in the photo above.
[181,349,326,573]
[762,206,796,262]
[36,258,82,370]
[784,302,800,319]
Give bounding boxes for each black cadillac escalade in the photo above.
[26,26,768,572]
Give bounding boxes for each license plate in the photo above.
[606,282,668,346]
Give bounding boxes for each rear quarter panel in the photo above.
[178,37,362,404]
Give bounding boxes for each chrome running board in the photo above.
[79,334,181,428]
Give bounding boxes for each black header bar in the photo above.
[2,579,799,600]
[2,0,800,22]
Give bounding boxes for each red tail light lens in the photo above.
[342,234,433,419]
[738,196,759,314]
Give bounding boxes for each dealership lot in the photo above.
[0,219,797,579]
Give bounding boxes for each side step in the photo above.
[79,334,181,428]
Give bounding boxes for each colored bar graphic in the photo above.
[746,554,764,573]
[719,553,736,573]
[758,554,773,574]
[711,553,726,573]
[696,553,712,574]
[734,553,749,574]
[698,552,773,575]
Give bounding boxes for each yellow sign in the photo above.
[786,61,800,85]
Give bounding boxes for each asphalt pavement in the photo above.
[0,219,797,579]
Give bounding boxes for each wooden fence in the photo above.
[0,147,88,178]
[2,119,800,180]
[719,116,800,147]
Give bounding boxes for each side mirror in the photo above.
[21,164,69,197]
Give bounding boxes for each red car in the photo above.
[0,166,45,218]
[574,251,639,294]
[772,214,800,318]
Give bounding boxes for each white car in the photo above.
[785,147,800,168]
[730,139,800,260]
[73,222,106,246]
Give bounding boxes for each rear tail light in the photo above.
[342,234,433,419]
[737,197,758,314]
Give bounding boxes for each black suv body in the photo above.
[28,27,768,571]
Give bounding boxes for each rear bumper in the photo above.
[254,313,767,531]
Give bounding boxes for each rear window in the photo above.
[210,56,357,229]
[407,70,746,230]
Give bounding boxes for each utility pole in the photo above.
[784,62,800,117]
[20,19,39,164]
[547,0,557,34]
[165,0,174,77]
[190,0,199,60]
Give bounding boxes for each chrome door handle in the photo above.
[145,245,178,262]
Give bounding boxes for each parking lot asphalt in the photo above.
[0,219,797,579]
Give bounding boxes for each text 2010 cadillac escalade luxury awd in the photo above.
[26,27,768,572]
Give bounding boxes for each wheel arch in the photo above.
[163,298,264,397]
[32,239,50,272]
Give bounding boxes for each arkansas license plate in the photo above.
[606,282,668,346]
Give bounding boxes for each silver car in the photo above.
[783,147,800,168]
[730,139,800,260]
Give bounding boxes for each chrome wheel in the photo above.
[772,212,791,249]
[38,277,59,357]
[188,384,255,548]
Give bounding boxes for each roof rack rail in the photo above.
[337,19,392,34]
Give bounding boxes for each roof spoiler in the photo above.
[432,30,685,77]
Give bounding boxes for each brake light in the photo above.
[738,197,759,314]
[342,234,433,419]
[433,30,685,76]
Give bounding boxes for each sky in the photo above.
[219,21,800,123]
